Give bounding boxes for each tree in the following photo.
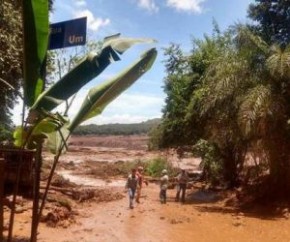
[198,25,290,191]
[0,1,22,130]
[236,28,290,191]
[155,22,290,190]
[0,0,54,141]
[157,43,199,147]
[186,27,249,187]
[248,0,290,45]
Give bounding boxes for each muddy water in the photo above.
[58,170,125,187]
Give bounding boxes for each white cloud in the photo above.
[67,92,164,125]
[104,93,163,112]
[84,113,160,125]
[75,10,110,32]
[12,91,164,126]
[166,0,205,14]
[138,0,159,13]
[75,0,87,7]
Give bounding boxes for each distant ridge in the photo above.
[72,118,161,136]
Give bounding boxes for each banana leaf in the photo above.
[45,123,70,154]
[102,33,156,54]
[13,126,28,148]
[68,48,157,131]
[13,117,62,149]
[31,35,155,111]
[23,0,49,107]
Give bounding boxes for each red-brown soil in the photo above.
[4,135,290,242]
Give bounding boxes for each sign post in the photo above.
[48,17,87,50]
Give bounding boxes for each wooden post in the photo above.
[7,150,23,242]
[0,158,5,242]
[30,142,42,242]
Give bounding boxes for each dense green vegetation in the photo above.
[0,1,23,132]
[72,118,160,136]
[150,0,290,196]
[0,1,54,142]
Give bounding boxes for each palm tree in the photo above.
[184,28,249,187]
[199,25,290,192]
[237,30,290,191]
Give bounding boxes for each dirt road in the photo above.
[36,183,290,242]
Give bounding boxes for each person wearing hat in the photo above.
[135,166,148,203]
[160,169,169,204]
[125,168,139,209]
[175,168,189,203]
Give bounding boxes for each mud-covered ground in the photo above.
[4,135,290,242]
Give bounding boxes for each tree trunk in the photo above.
[222,146,245,188]
[266,133,290,198]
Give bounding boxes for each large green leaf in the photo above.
[103,33,156,54]
[68,48,157,131]
[23,0,49,107]
[31,35,155,111]
[45,123,70,154]
[13,117,61,149]
[13,126,27,147]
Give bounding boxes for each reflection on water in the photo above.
[58,170,125,187]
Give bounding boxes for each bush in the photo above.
[192,139,223,185]
[148,124,164,150]
[145,157,177,177]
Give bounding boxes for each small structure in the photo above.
[0,148,35,197]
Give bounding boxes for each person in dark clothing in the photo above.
[125,168,139,209]
[175,169,189,203]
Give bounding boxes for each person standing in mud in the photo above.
[125,168,139,209]
[160,169,169,204]
[136,166,148,203]
[175,169,189,203]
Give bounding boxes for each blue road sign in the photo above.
[48,17,87,50]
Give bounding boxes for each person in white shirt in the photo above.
[160,169,169,204]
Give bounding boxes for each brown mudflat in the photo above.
[5,135,290,242]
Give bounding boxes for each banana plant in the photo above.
[14,35,157,149]
[11,1,158,241]
[15,36,157,148]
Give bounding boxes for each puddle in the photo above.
[58,170,125,187]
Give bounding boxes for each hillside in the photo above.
[72,118,161,136]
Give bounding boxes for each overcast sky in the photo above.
[13,0,253,125]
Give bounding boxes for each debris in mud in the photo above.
[93,188,125,202]
[170,218,183,224]
[282,208,289,219]
[82,160,133,178]
[45,186,124,203]
[72,188,95,202]
[41,206,76,228]
[232,221,243,227]
[50,173,78,188]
